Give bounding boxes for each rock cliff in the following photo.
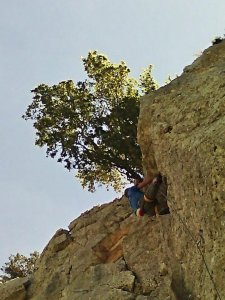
[137,40,225,300]
[1,41,224,300]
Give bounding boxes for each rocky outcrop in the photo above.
[1,41,224,300]
[138,40,225,299]
[28,200,175,299]
[0,200,174,300]
[0,277,30,300]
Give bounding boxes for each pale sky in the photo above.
[0,0,225,269]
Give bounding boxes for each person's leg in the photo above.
[144,180,160,201]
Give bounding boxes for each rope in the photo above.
[160,191,222,300]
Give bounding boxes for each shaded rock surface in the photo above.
[1,41,224,300]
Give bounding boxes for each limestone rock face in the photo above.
[0,277,30,300]
[0,200,174,300]
[138,40,225,300]
[1,41,224,300]
[28,200,174,300]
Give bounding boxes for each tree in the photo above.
[0,252,39,282]
[23,51,158,191]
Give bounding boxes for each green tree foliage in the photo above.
[0,252,39,282]
[23,51,158,191]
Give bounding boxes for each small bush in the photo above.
[0,251,39,282]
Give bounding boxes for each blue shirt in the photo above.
[127,186,144,211]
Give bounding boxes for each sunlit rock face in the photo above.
[0,41,224,300]
[138,40,225,300]
[1,200,174,300]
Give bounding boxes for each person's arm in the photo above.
[137,174,154,189]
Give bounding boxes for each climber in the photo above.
[124,173,163,217]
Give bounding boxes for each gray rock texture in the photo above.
[138,40,225,300]
[0,41,224,300]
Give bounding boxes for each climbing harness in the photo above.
[160,192,222,300]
